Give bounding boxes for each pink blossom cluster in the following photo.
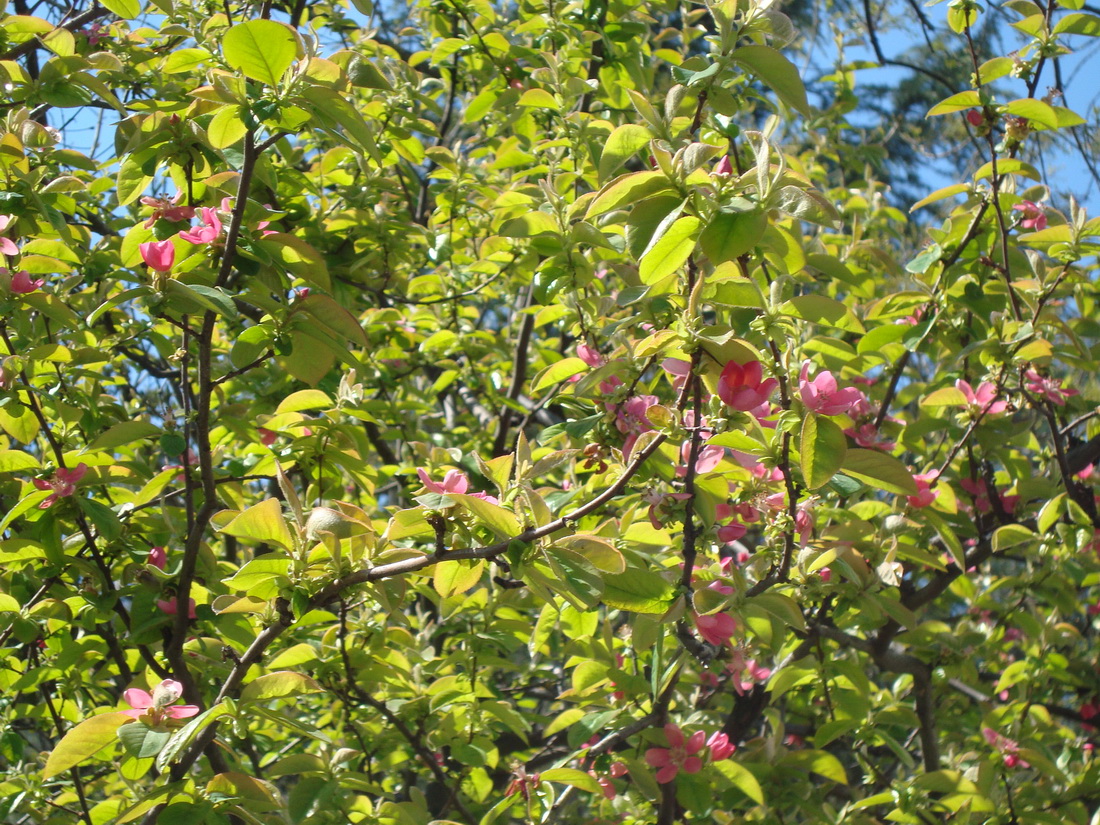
[122,679,199,725]
[0,214,20,256]
[982,727,1030,768]
[1,267,44,294]
[644,724,737,783]
[718,360,776,419]
[1023,369,1076,406]
[957,379,1007,416]
[417,467,500,504]
[1012,200,1047,231]
[33,464,88,508]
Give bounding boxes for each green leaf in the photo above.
[729,45,810,116]
[540,767,603,794]
[434,559,485,597]
[781,295,864,332]
[500,212,559,237]
[712,759,765,803]
[800,413,847,490]
[117,722,172,759]
[1004,98,1085,129]
[921,386,968,407]
[992,524,1035,551]
[602,565,675,613]
[99,0,141,17]
[586,171,674,219]
[910,183,970,212]
[599,124,652,182]
[452,494,522,537]
[43,712,130,778]
[781,749,848,783]
[300,294,368,346]
[556,535,625,574]
[87,287,154,326]
[84,421,160,453]
[163,281,238,320]
[241,671,324,702]
[639,216,700,284]
[0,403,40,444]
[156,704,229,772]
[207,105,248,148]
[219,498,295,550]
[275,389,333,414]
[842,449,917,495]
[927,91,981,116]
[0,450,40,473]
[973,158,1041,181]
[700,209,767,262]
[516,88,558,109]
[222,20,297,86]
[532,357,589,392]
[222,558,291,595]
[542,547,604,610]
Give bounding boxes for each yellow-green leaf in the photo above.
[800,413,847,489]
[540,767,603,794]
[275,389,333,414]
[207,105,248,148]
[219,498,295,550]
[927,91,981,116]
[433,558,485,597]
[241,671,323,702]
[730,45,810,116]
[43,712,130,778]
[639,216,700,284]
[842,449,917,495]
[222,19,297,86]
[599,124,652,182]
[532,357,588,391]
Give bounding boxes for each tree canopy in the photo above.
[1,0,1099,823]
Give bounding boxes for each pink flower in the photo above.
[33,463,88,508]
[1023,369,1076,406]
[615,394,659,458]
[734,660,772,694]
[180,207,223,245]
[139,239,175,272]
[1012,201,1047,231]
[122,679,199,724]
[718,360,777,415]
[576,343,604,368]
[0,215,19,256]
[966,109,984,127]
[845,421,895,451]
[148,547,167,570]
[695,612,737,646]
[258,427,277,446]
[81,22,108,46]
[417,468,469,495]
[799,362,864,416]
[156,597,197,619]
[679,442,724,476]
[818,567,832,582]
[661,357,692,391]
[982,727,1030,769]
[717,521,747,543]
[714,156,734,176]
[956,379,1007,416]
[907,472,939,508]
[960,477,1017,514]
[645,724,706,783]
[10,270,44,293]
[707,731,736,761]
[140,191,195,227]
